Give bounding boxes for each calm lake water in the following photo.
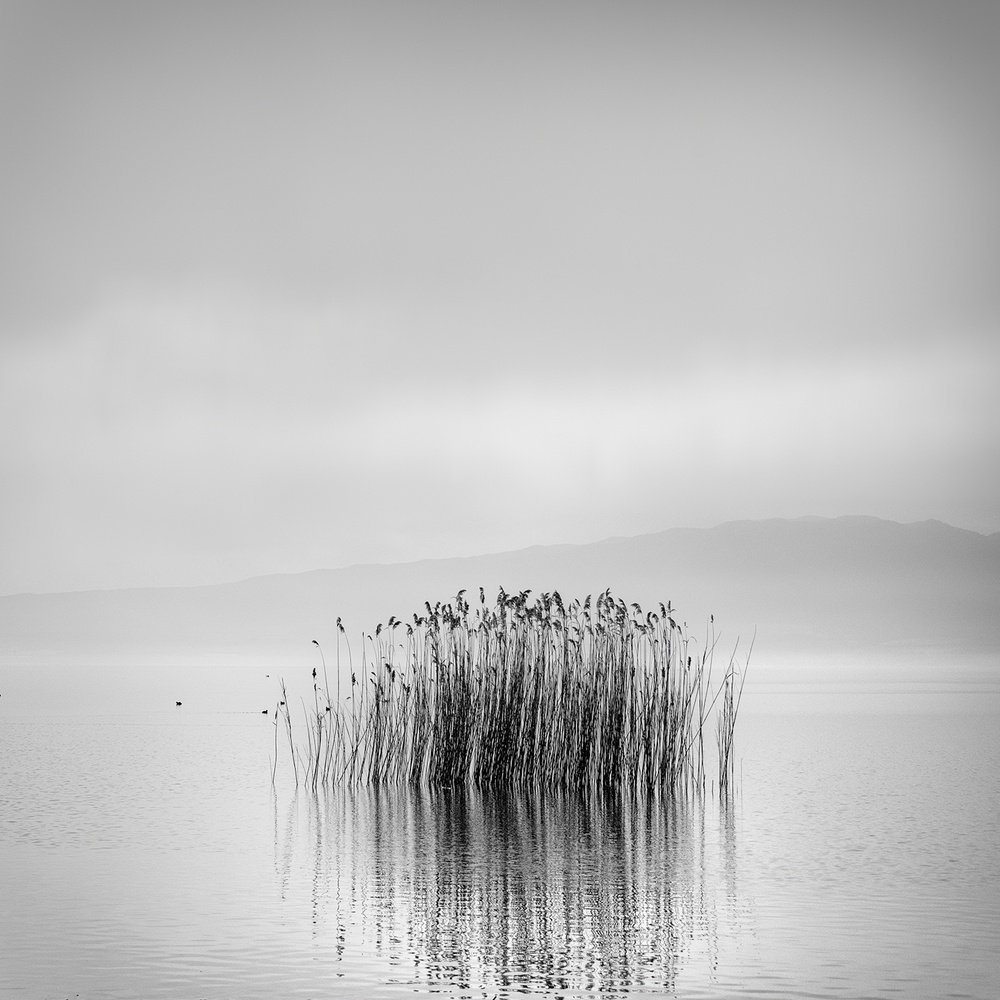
[2,667,998,999]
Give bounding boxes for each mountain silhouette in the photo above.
[2,516,997,678]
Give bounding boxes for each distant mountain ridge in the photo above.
[1,516,998,673]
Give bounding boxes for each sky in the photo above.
[1,0,998,595]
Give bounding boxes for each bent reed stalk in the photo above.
[276,588,750,796]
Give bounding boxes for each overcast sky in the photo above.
[1,1,998,595]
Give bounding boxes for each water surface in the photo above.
[1,676,998,998]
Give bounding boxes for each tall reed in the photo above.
[715,632,752,795]
[278,589,750,796]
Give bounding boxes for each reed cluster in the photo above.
[275,589,748,795]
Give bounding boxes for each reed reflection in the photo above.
[277,785,738,996]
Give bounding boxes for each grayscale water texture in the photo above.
[2,677,998,999]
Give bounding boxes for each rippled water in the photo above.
[2,679,998,998]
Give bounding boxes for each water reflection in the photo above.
[276,786,738,996]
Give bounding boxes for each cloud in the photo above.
[1,2,998,591]
[2,2,997,341]
[2,277,995,593]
